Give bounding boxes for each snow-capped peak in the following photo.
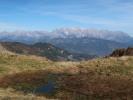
[0,28,132,43]
[52,28,132,42]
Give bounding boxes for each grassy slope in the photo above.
[0,88,54,100]
[0,53,78,76]
[0,53,50,75]
[0,53,132,99]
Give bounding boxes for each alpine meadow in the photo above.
[0,0,133,100]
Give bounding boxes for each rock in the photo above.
[110,47,133,57]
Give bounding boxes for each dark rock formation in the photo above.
[110,47,133,57]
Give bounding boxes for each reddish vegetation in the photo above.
[110,47,133,57]
[60,73,133,99]
[0,71,52,88]
[1,70,133,99]
[62,75,133,96]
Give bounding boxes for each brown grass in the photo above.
[0,53,133,99]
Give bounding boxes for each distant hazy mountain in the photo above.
[52,28,133,43]
[0,28,132,56]
[0,31,51,44]
[47,37,130,56]
[0,28,132,43]
[0,42,95,61]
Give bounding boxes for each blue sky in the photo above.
[0,0,133,36]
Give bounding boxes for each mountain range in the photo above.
[0,28,132,56]
[47,37,130,56]
[0,42,95,61]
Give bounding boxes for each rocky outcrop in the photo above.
[110,47,133,57]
